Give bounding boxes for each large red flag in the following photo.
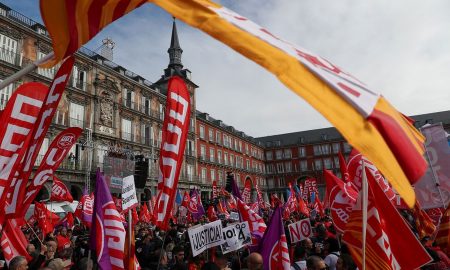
[0,219,32,265]
[0,82,49,222]
[5,57,74,217]
[242,178,252,204]
[124,221,141,270]
[21,127,82,215]
[343,167,432,270]
[74,191,94,228]
[338,152,349,182]
[298,197,310,217]
[237,198,266,249]
[324,170,358,233]
[255,184,266,210]
[35,202,59,236]
[153,76,191,230]
[51,177,74,202]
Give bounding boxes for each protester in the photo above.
[291,246,307,270]
[335,254,356,270]
[306,255,327,270]
[246,252,263,270]
[323,238,340,270]
[9,256,28,270]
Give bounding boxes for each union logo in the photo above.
[58,133,76,148]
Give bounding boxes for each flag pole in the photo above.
[25,221,45,246]
[423,139,447,208]
[361,161,368,270]
[0,52,55,89]
[128,209,132,269]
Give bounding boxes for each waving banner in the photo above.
[153,76,191,230]
[75,189,94,228]
[221,221,251,254]
[1,219,32,266]
[5,56,74,217]
[0,82,48,222]
[255,184,265,210]
[21,127,82,213]
[188,220,224,257]
[51,177,74,202]
[188,189,205,221]
[242,178,252,204]
[212,180,218,199]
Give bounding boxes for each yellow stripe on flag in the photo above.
[148,0,420,207]
[75,0,95,50]
[100,0,122,30]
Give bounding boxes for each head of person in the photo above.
[9,256,28,270]
[302,238,314,252]
[46,258,65,270]
[247,252,263,270]
[324,238,340,253]
[26,244,36,255]
[172,245,185,263]
[293,246,307,261]
[306,255,328,270]
[336,254,357,270]
[214,251,229,269]
[60,227,67,236]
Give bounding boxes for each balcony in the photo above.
[69,117,84,128]
[121,131,133,142]
[70,78,88,91]
[0,47,22,66]
[122,99,138,110]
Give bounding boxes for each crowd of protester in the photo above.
[1,206,448,270]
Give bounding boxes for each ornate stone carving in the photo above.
[100,91,114,127]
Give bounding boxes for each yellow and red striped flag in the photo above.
[40,0,147,67]
[39,0,427,207]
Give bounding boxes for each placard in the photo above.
[288,218,312,243]
[122,175,138,212]
[188,220,224,257]
[220,221,251,254]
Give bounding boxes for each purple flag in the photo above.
[415,123,450,209]
[90,170,126,270]
[230,175,243,201]
[258,206,291,270]
[188,189,205,221]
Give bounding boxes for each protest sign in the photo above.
[122,175,138,212]
[221,221,251,254]
[288,218,312,243]
[188,220,224,257]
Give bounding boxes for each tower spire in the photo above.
[168,18,183,70]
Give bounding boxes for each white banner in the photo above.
[188,220,224,257]
[221,221,251,254]
[288,218,312,243]
[122,175,138,212]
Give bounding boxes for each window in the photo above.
[69,102,85,128]
[285,162,292,172]
[277,163,284,173]
[224,152,228,166]
[96,144,108,166]
[216,131,221,144]
[0,80,14,110]
[218,170,223,183]
[334,156,340,168]
[230,155,234,167]
[200,145,206,160]
[275,150,282,160]
[209,129,214,141]
[266,151,273,161]
[217,150,222,164]
[199,125,205,139]
[210,169,216,182]
[141,96,151,115]
[223,134,229,148]
[201,168,207,183]
[159,103,164,120]
[300,160,308,172]
[72,66,87,91]
[121,118,132,141]
[37,52,55,78]
[332,143,341,154]
[209,148,215,162]
[186,140,194,156]
[239,141,242,152]
[343,142,352,153]
[314,159,323,170]
[313,145,322,156]
[298,147,306,157]
[246,160,250,170]
[246,144,249,155]
[0,33,19,65]
[321,144,331,155]
[187,165,194,182]
[141,124,151,145]
[324,158,332,169]
[158,130,162,147]
[284,149,292,159]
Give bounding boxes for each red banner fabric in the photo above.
[153,76,191,230]
[5,57,74,218]
[242,178,252,204]
[21,127,82,214]
[212,180,218,199]
[255,184,265,210]
[0,82,49,222]
[343,168,432,270]
[51,177,74,202]
[0,219,32,265]
[35,202,59,236]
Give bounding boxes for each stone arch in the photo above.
[70,184,83,201]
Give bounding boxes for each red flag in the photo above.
[51,177,74,202]
[0,219,32,265]
[338,152,349,182]
[132,208,139,227]
[153,76,191,230]
[212,181,218,199]
[21,127,82,215]
[343,167,432,270]
[0,82,49,222]
[411,200,437,239]
[255,184,266,210]
[74,191,94,228]
[181,191,190,208]
[242,178,252,204]
[324,170,358,233]
[5,57,74,218]
[35,202,59,236]
[124,221,141,270]
[298,197,310,217]
[271,194,282,208]
[435,204,450,255]
[314,196,325,217]
[139,203,151,223]
[207,206,218,221]
[237,198,266,248]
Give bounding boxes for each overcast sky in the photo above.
[3,0,450,137]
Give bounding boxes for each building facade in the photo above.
[196,112,266,200]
